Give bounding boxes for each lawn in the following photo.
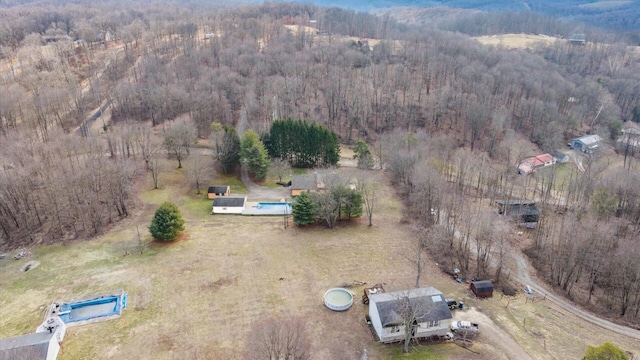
[2,166,640,359]
[2,167,460,359]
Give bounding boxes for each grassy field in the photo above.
[474,34,558,49]
[2,165,640,359]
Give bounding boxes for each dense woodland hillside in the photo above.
[297,0,640,32]
[2,0,640,326]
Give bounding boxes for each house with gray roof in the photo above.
[291,174,321,197]
[291,172,344,197]
[368,287,452,343]
[570,134,602,153]
[0,331,60,360]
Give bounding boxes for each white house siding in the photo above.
[212,206,244,214]
[415,321,449,337]
[368,301,383,340]
[380,326,406,343]
[46,338,60,360]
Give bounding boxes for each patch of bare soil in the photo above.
[457,307,533,360]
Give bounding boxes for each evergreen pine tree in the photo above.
[149,202,185,241]
[240,130,270,181]
[219,126,241,174]
[292,192,316,226]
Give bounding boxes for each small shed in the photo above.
[0,332,60,360]
[570,135,602,153]
[212,196,246,214]
[470,280,494,298]
[207,186,230,200]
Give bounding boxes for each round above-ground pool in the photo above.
[323,288,353,311]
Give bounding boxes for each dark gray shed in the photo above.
[470,280,494,298]
[207,185,230,199]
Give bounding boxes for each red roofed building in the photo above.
[518,153,556,174]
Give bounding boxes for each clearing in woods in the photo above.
[1,160,640,359]
[474,33,559,49]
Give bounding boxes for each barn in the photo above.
[470,280,494,298]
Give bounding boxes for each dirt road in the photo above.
[514,255,640,341]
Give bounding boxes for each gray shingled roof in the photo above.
[212,196,246,207]
[0,332,55,359]
[208,186,230,194]
[472,280,494,292]
[291,174,318,190]
[371,287,452,327]
[573,134,602,147]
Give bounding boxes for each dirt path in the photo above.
[240,166,289,200]
[569,150,586,172]
[460,307,534,360]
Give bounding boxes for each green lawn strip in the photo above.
[213,172,247,193]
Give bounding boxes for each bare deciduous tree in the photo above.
[359,170,379,226]
[164,119,196,168]
[270,158,290,184]
[244,316,311,360]
[407,227,429,288]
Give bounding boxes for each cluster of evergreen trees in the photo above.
[292,182,363,228]
[266,118,340,168]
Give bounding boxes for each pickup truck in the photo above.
[450,320,480,333]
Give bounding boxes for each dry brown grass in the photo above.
[474,34,559,49]
[1,166,640,359]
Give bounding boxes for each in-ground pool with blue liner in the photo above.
[57,293,127,324]
[257,202,292,210]
[242,202,292,215]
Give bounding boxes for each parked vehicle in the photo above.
[446,298,458,310]
[450,321,480,333]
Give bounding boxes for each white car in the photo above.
[450,320,479,333]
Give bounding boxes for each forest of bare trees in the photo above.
[380,128,640,324]
[2,0,640,325]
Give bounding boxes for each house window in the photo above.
[391,326,400,333]
[424,321,438,328]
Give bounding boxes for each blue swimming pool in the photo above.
[56,293,127,324]
[257,202,292,210]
